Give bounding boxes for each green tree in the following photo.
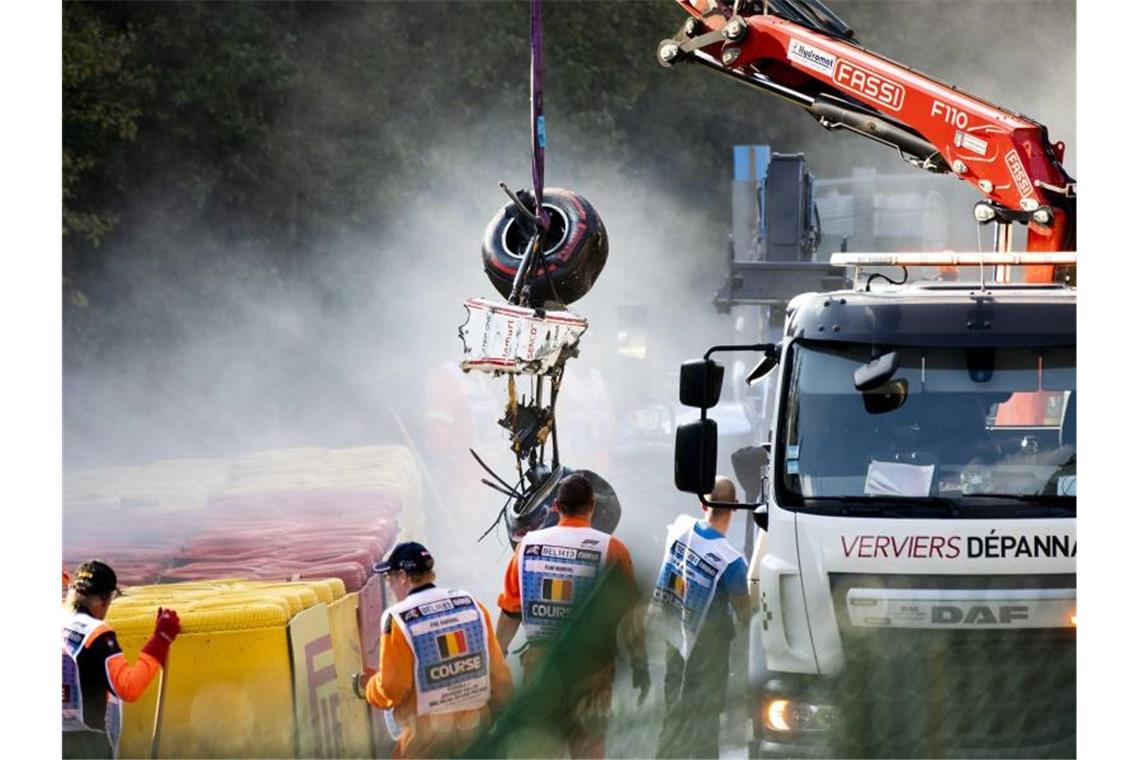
[62,2,145,304]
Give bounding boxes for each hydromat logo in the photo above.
[788,39,835,76]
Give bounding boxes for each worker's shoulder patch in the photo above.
[84,625,117,651]
[383,612,393,635]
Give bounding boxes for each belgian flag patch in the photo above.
[436,630,468,659]
[667,570,686,597]
[541,577,573,602]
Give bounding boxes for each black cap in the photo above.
[373,542,434,575]
[72,560,121,596]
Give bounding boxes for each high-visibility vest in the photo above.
[385,587,493,717]
[62,610,123,754]
[648,515,743,660]
[517,524,611,641]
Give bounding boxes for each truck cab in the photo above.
[675,254,1076,758]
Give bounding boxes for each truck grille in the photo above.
[827,573,1075,756]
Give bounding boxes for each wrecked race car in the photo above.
[458,294,620,546]
[456,0,618,546]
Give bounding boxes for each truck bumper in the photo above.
[750,737,1076,759]
[752,671,1075,759]
[749,737,833,759]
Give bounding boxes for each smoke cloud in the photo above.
[63,0,1075,619]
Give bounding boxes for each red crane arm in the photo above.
[661,1,1075,254]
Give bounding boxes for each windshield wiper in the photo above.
[804,495,963,519]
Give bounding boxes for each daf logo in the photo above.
[931,605,1030,625]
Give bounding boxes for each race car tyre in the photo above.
[505,466,621,547]
[481,187,608,306]
[580,469,621,535]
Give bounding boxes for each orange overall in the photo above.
[365,586,514,758]
[63,609,163,759]
[498,514,637,758]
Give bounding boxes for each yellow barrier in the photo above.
[113,607,294,757]
[328,592,371,757]
[105,578,374,758]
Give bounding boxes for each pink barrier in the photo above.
[160,561,369,591]
[64,488,404,593]
[64,482,411,757]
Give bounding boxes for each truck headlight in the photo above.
[761,697,839,733]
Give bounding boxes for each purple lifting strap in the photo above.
[530,0,549,230]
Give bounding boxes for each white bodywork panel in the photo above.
[459,297,587,375]
[752,507,819,676]
[751,508,1077,677]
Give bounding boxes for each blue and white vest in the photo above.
[385,587,492,716]
[63,610,123,754]
[517,524,611,641]
[648,515,742,659]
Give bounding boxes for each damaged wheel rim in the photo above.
[501,204,570,261]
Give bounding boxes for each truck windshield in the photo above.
[781,343,1075,510]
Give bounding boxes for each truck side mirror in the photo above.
[680,359,724,408]
[675,419,718,494]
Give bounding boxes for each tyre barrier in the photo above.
[159,561,370,592]
[163,490,403,592]
[65,491,404,594]
[174,546,381,571]
[106,578,381,758]
[64,457,231,514]
[62,447,423,754]
[164,511,399,593]
[222,446,423,518]
[64,446,423,568]
[60,552,177,588]
[64,513,205,553]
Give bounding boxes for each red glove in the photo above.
[141,608,181,667]
[353,668,378,700]
[155,608,181,641]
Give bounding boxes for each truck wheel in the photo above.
[481,188,608,306]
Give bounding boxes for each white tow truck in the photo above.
[674,253,1076,758]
